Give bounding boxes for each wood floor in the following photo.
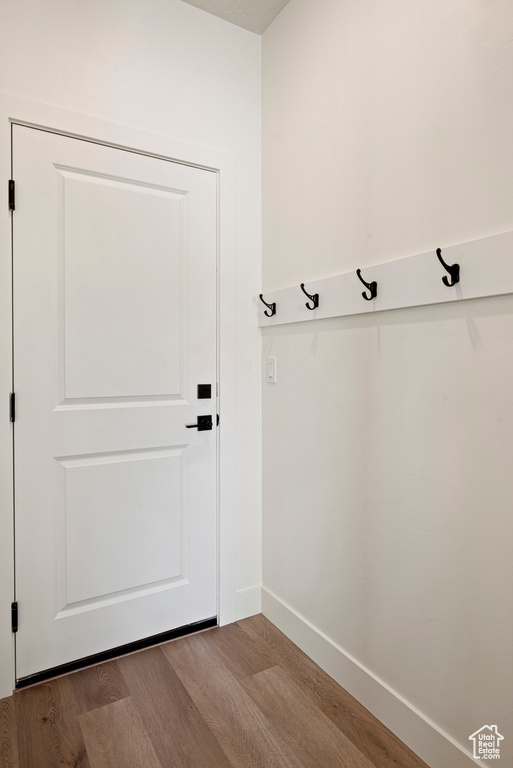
[0,614,429,768]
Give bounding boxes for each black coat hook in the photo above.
[259,293,276,317]
[300,283,319,310]
[436,248,460,287]
[356,269,377,301]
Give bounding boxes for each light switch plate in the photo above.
[266,357,277,384]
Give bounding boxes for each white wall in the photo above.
[0,0,262,696]
[262,1,513,765]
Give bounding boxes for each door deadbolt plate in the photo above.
[197,384,212,399]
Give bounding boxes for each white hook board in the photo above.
[258,230,513,327]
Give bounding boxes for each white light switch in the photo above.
[266,357,277,384]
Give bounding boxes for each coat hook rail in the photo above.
[356,269,377,301]
[259,294,276,317]
[436,248,460,287]
[257,232,513,328]
[300,283,319,310]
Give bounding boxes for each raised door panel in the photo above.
[57,447,187,610]
[59,167,187,401]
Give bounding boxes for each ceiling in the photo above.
[180,0,291,34]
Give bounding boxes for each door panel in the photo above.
[60,166,186,400]
[13,125,217,680]
[58,447,186,606]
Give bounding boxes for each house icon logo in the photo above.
[469,725,504,760]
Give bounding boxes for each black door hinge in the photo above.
[10,392,15,423]
[217,414,220,426]
[8,180,15,211]
[11,602,18,633]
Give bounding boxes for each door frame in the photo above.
[0,93,239,696]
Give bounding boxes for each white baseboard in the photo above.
[262,587,480,768]
[236,585,262,621]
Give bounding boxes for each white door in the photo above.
[12,125,218,681]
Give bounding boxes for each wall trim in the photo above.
[262,587,480,768]
[0,92,239,697]
[236,586,262,621]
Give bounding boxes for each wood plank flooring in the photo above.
[0,615,429,768]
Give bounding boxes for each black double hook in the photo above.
[259,294,276,317]
[436,248,460,287]
[356,269,377,301]
[300,283,319,310]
